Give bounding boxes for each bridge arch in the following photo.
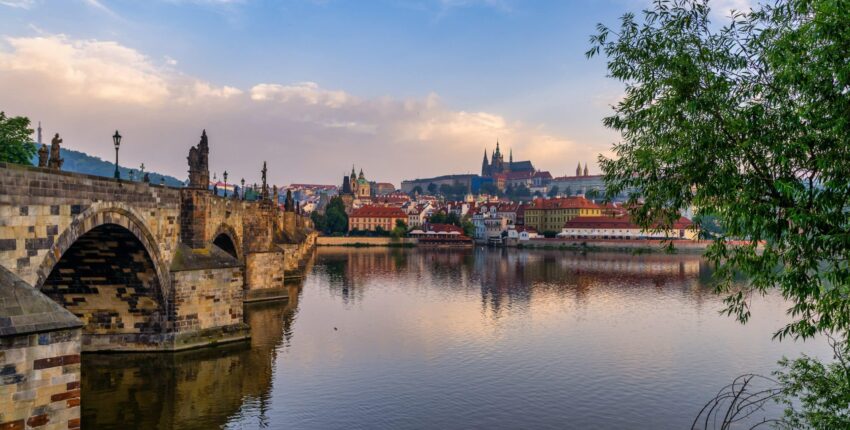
[34,203,171,336]
[211,223,242,261]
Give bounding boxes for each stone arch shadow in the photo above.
[211,223,242,262]
[33,203,172,338]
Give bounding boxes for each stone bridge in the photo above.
[0,133,316,353]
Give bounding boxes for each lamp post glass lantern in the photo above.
[113,130,122,180]
[241,178,245,200]
[223,171,228,198]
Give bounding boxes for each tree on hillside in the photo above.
[589,0,850,426]
[0,112,35,165]
[324,196,348,235]
[547,185,560,198]
[427,183,438,194]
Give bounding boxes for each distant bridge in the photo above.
[0,133,316,352]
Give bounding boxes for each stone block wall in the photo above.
[0,328,81,430]
[244,252,286,302]
[171,266,244,333]
[0,163,181,287]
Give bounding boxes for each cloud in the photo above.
[0,0,35,8]
[0,33,598,185]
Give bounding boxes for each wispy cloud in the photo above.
[0,32,597,184]
[81,0,121,19]
[0,0,35,9]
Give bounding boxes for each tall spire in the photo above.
[583,163,589,176]
[576,162,581,177]
[37,121,42,145]
[509,148,513,164]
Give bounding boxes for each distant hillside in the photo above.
[29,144,184,187]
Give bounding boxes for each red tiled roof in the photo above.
[350,206,408,218]
[426,223,464,234]
[563,215,693,230]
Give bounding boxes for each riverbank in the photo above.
[316,236,419,247]
[506,238,734,253]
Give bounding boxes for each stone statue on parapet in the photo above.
[37,144,48,168]
[261,162,269,201]
[48,133,63,170]
[187,130,210,189]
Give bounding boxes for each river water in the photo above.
[81,247,831,429]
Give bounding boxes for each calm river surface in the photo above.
[82,247,830,429]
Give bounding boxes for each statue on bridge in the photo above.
[261,162,269,201]
[48,133,63,170]
[37,143,48,168]
[187,130,210,189]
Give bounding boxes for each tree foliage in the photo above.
[590,0,850,426]
[0,112,35,165]
[589,0,850,342]
[323,196,348,235]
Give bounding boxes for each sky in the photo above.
[0,0,751,186]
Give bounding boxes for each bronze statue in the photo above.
[48,133,63,170]
[37,144,48,168]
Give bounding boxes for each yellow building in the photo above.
[523,197,602,233]
[348,205,407,232]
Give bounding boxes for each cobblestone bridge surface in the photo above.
[0,132,316,429]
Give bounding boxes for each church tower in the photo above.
[481,149,490,177]
[576,162,581,177]
[583,163,589,176]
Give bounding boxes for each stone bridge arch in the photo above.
[211,223,242,262]
[34,202,170,290]
[33,202,172,343]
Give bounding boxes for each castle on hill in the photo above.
[480,140,535,178]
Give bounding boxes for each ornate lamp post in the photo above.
[223,171,228,198]
[112,130,122,180]
[241,178,245,200]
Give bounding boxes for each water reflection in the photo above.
[317,247,717,319]
[82,248,829,430]
[81,283,302,430]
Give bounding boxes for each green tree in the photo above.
[0,112,35,165]
[310,210,327,232]
[427,183,438,194]
[590,0,850,425]
[461,220,475,237]
[547,185,560,198]
[324,196,348,235]
[479,182,499,196]
[391,219,408,238]
[411,186,423,196]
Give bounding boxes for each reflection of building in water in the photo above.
[314,247,713,319]
[316,247,479,305]
[81,285,302,430]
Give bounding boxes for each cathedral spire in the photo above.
[509,148,513,164]
[576,162,581,177]
[583,163,589,176]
